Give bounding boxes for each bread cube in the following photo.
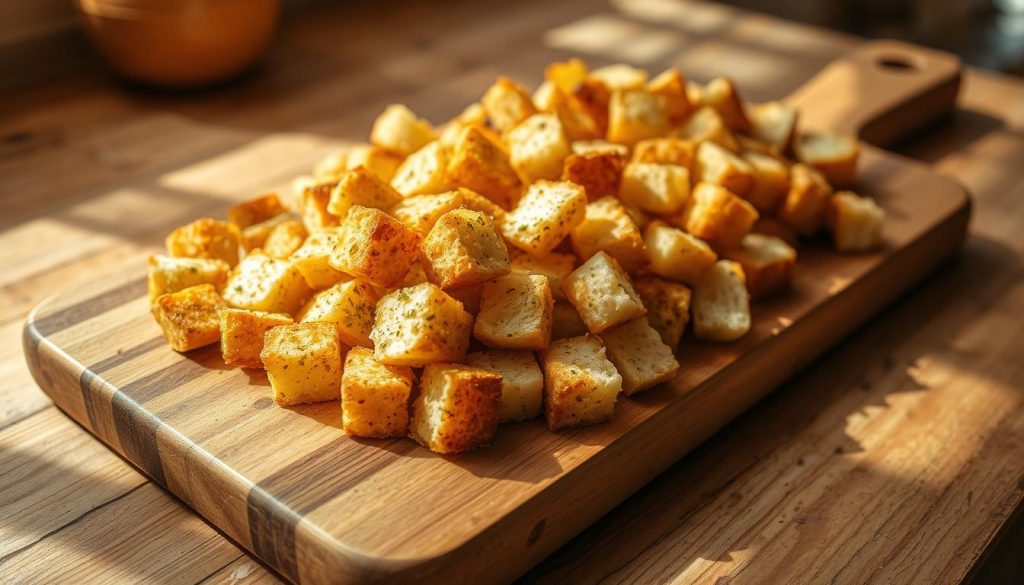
[600,318,680,394]
[147,255,230,304]
[410,363,502,453]
[644,221,717,285]
[696,141,756,196]
[742,150,790,214]
[648,68,694,124]
[438,104,494,150]
[778,163,833,236]
[501,180,587,255]
[391,141,450,197]
[300,180,340,231]
[370,104,437,156]
[263,220,308,259]
[633,276,692,349]
[542,335,622,431]
[223,250,312,314]
[827,191,885,252]
[342,144,405,183]
[631,138,696,170]
[619,162,690,216]
[370,283,473,366]
[607,90,669,146]
[507,113,572,182]
[551,301,589,340]
[297,280,381,347]
[228,193,286,229]
[676,106,739,151]
[795,132,859,187]
[220,308,294,368]
[570,196,647,273]
[692,260,750,342]
[326,166,403,221]
[466,350,543,423]
[151,284,226,352]
[240,214,293,252]
[509,248,575,301]
[684,182,759,250]
[474,273,553,350]
[749,101,798,153]
[341,347,415,438]
[421,209,510,290]
[389,190,464,235]
[571,140,629,156]
[694,77,749,131]
[446,126,522,210]
[590,64,648,90]
[261,323,344,405]
[447,284,483,316]
[482,76,539,133]
[561,150,625,201]
[563,251,646,334]
[545,58,588,92]
[166,218,241,267]
[289,229,349,289]
[329,206,421,288]
[724,233,797,299]
[533,81,604,142]
[457,187,507,220]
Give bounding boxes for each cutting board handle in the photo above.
[785,40,961,147]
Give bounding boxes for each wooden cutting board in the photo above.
[22,41,969,585]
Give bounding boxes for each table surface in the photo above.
[2,0,1023,583]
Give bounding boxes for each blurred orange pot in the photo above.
[73,0,280,88]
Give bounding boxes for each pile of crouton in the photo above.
[147,59,885,453]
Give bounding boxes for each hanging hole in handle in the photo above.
[876,54,921,72]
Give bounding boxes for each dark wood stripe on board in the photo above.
[30,276,146,338]
[79,336,167,431]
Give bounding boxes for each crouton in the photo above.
[300,180,340,231]
[501,180,587,255]
[561,150,626,200]
[228,194,286,229]
[827,191,886,252]
[370,104,437,156]
[619,162,691,215]
[151,284,226,352]
[166,218,241,267]
[607,89,669,146]
[344,144,404,183]
[438,103,495,150]
[390,141,450,197]
[147,255,230,304]
[542,335,622,431]
[507,113,572,182]
[551,301,589,340]
[220,308,294,368]
[633,276,692,349]
[724,233,797,298]
[370,283,474,366]
[692,260,750,341]
[458,187,507,220]
[532,81,604,142]
[600,318,680,394]
[742,150,790,214]
[466,350,543,423]
[341,347,415,438]
[643,221,717,285]
[329,206,421,288]
[240,214,293,252]
[795,132,859,187]
[327,166,403,221]
[482,76,539,133]
[590,64,648,90]
[684,182,759,250]
[571,140,629,156]
[223,250,312,314]
[389,190,464,235]
[749,101,798,153]
[447,284,483,316]
[563,251,646,333]
[676,106,739,151]
[297,280,381,347]
[286,176,316,214]
[545,58,588,92]
[263,220,308,259]
[778,163,833,236]
[694,77,749,131]
[289,229,349,289]
[474,273,553,350]
[696,141,756,196]
[648,68,694,124]
[421,208,510,290]
[261,322,344,405]
[401,260,429,287]
[631,137,696,170]
[509,248,576,300]
[410,363,502,453]
[570,196,647,273]
[446,126,522,209]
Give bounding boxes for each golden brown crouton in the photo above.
[571,140,629,156]
[297,279,381,347]
[795,132,859,187]
[166,218,241,267]
[696,141,756,196]
[220,308,294,368]
[563,251,646,334]
[633,276,692,350]
[228,193,286,229]
[501,180,588,256]
[692,260,750,342]
[474,273,553,350]
[778,163,833,236]
[299,180,340,231]
[561,150,626,201]
[827,191,886,252]
[421,209,511,290]
[389,190,464,235]
[289,229,349,289]
[410,363,502,453]
[631,137,697,170]
[390,141,450,197]
[600,317,680,394]
[570,196,647,273]
[684,182,759,250]
[619,162,691,216]
[152,284,227,352]
[370,283,474,366]
[749,101,798,153]
[675,106,739,151]
[643,221,717,285]
[447,284,484,316]
[482,76,539,133]
[223,250,312,315]
[263,220,308,259]
[240,214,293,252]
[648,68,694,125]
[147,255,230,304]
[741,150,791,214]
[590,64,648,90]
[370,104,437,156]
[724,233,797,299]
[329,206,421,288]
[341,347,415,438]
[508,248,576,301]
[532,81,604,142]
[261,322,345,405]
[693,77,750,131]
[607,89,669,146]
[507,113,572,183]
[446,126,522,210]
[457,187,507,220]
[465,349,543,423]
[343,144,405,183]
[542,335,622,431]
[326,166,403,221]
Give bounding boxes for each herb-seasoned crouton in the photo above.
[542,335,622,431]
[571,140,629,156]
[644,221,717,285]
[600,318,680,394]
[619,162,690,216]
[563,251,646,333]
[147,255,230,304]
[532,81,604,142]
[696,141,756,196]
[474,273,553,350]
[507,113,572,182]
[220,308,294,368]
[466,349,543,423]
[389,190,464,235]
[778,163,833,236]
[240,214,293,252]
[370,104,437,156]
[693,77,749,131]
[228,193,286,229]
[676,106,739,151]
[570,196,647,273]
[633,277,692,349]
[692,260,750,342]
[742,150,790,214]
[482,76,539,133]
[341,347,415,438]
[289,229,348,289]
[684,182,759,250]
[370,283,474,366]
[446,126,522,210]
[261,322,344,405]
[561,150,625,200]
[458,187,507,220]
[438,103,494,150]
[501,180,587,255]
[223,250,312,314]
[648,68,694,125]
[152,284,226,352]
[390,141,449,197]
[344,144,404,183]
[607,90,669,146]
[299,180,341,231]
[297,280,380,347]
[329,206,421,288]
[724,233,797,298]
[749,101,798,153]
[509,248,575,301]
[263,220,307,259]
[590,64,648,90]
[795,132,859,187]
[827,191,885,252]
[421,209,510,290]
[631,137,696,170]
[327,166,403,221]
[166,218,241,267]
[551,301,589,340]
[410,363,502,453]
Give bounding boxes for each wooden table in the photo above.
[2,0,1022,583]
